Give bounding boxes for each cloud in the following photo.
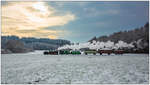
[2,27,66,39]
[83,7,119,17]
[77,2,90,7]
[95,22,107,27]
[2,2,75,39]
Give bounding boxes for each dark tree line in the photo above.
[2,40,33,53]
[1,36,71,53]
[89,22,149,53]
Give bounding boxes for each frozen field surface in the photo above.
[1,53,149,84]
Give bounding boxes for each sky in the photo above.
[2,1,149,43]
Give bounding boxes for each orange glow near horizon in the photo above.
[2,2,75,39]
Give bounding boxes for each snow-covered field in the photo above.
[1,51,149,84]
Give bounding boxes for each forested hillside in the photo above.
[89,22,149,53]
[1,36,70,53]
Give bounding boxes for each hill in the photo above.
[1,36,70,54]
[89,22,149,53]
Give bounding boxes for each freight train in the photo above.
[43,49,124,55]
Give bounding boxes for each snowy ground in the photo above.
[1,51,149,84]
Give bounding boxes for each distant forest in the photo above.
[89,22,149,53]
[1,23,149,54]
[1,36,70,53]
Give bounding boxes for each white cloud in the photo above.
[2,2,75,39]
[78,2,90,7]
[83,7,119,17]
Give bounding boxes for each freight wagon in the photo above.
[84,50,97,55]
[43,50,58,55]
[114,50,124,55]
[97,50,113,55]
[71,51,81,55]
[59,50,70,55]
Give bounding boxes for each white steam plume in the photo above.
[58,40,134,50]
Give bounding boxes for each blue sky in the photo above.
[47,1,149,43]
[2,1,149,43]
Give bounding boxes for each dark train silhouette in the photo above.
[43,49,124,55]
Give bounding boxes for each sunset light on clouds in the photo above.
[2,2,75,39]
[2,1,148,42]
